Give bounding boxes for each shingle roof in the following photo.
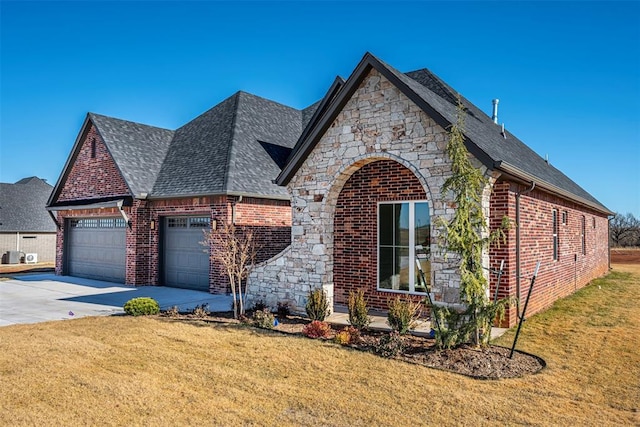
[151,92,302,198]
[151,93,238,197]
[277,53,611,214]
[89,113,174,196]
[0,177,56,232]
[50,52,609,214]
[224,92,302,197]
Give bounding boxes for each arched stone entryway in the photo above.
[333,159,430,311]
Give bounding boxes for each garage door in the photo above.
[67,218,126,283]
[163,216,211,291]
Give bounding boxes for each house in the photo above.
[247,53,612,327]
[0,177,56,263]
[46,92,315,291]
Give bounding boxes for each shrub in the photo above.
[165,305,180,318]
[191,303,210,318]
[252,308,275,329]
[334,326,361,345]
[276,301,291,318]
[387,297,422,335]
[251,299,268,312]
[302,320,332,339]
[123,297,160,316]
[348,289,370,330]
[375,331,405,358]
[306,288,329,321]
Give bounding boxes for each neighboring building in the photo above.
[47,92,312,291]
[248,53,612,327]
[0,177,56,263]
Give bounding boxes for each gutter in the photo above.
[145,191,291,202]
[516,181,536,319]
[47,198,132,228]
[495,161,614,216]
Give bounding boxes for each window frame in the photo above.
[581,215,586,255]
[552,209,559,261]
[377,200,430,295]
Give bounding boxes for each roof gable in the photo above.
[89,113,174,197]
[48,119,133,206]
[1,178,56,232]
[277,52,611,214]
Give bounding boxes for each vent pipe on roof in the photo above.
[492,99,499,124]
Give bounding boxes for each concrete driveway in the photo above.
[0,273,232,327]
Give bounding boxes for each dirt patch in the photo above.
[611,248,640,264]
[163,312,544,380]
[0,262,55,274]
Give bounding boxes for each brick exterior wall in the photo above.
[490,181,610,327]
[334,160,427,310]
[57,125,130,201]
[54,196,291,293]
[53,120,291,293]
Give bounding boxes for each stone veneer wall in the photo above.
[248,69,493,312]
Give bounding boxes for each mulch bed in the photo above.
[161,311,545,380]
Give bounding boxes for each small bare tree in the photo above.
[204,221,257,319]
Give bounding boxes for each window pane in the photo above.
[379,247,394,289]
[397,247,410,291]
[415,202,430,248]
[379,204,394,246]
[396,203,410,246]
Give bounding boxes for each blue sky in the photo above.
[1,1,639,216]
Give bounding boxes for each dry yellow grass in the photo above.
[0,265,638,426]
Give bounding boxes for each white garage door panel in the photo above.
[163,216,210,291]
[67,218,126,283]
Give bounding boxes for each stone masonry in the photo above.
[248,69,494,313]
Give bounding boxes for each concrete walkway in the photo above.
[0,274,232,327]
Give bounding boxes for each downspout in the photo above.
[516,181,536,318]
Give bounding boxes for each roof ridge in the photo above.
[222,92,242,193]
[88,112,173,132]
[235,90,302,112]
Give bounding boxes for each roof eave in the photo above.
[145,190,290,202]
[46,195,134,211]
[495,161,613,216]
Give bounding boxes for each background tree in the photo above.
[204,221,257,319]
[610,212,640,247]
[432,97,510,348]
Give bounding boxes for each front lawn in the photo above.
[0,265,638,425]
